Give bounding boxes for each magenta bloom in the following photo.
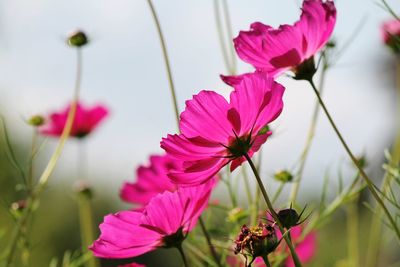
[161,72,284,186]
[233,0,336,77]
[382,19,400,53]
[118,263,145,267]
[120,154,178,208]
[40,101,109,138]
[90,178,215,258]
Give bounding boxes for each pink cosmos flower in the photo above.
[161,72,284,186]
[90,178,215,258]
[40,101,109,138]
[381,19,400,53]
[118,263,145,267]
[120,154,178,208]
[232,0,336,77]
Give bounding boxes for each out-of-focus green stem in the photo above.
[5,48,82,267]
[346,199,359,267]
[146,0,179,129]
[365,57,400,267]
[288,57,328,205]
[244,154,303,267]
[177,245,189,267]
[77,192,99,267]
[308,78,400,241]
[262,254,272,267]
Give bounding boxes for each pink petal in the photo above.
[180,90,232,143]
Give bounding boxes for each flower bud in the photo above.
[73,180,93,198]
[67,30,89,47]
[277,208,299,229]
[27,115,45,127]
[11,199,27,212]
[274,169,293,183]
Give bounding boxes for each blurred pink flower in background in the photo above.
[232,0,336,77]
[381,18,400,53]
[90,178,215,258]
[40,101,109,138]
[118,263,145,267]
[120,154,178,208]
[161,72,284,186]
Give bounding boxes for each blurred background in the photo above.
[0,0,400,266]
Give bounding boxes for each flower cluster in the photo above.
[88,0,337,265]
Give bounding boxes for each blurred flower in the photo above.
[120,154,178,208]
[118,263,145,267]
[224,0,336,81]
[161,72,284,186]
[90,178,215,258]
[67,30,89,47]
[382,19,400,53]
[40,101,109,138]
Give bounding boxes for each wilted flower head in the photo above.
[382,19,400,53]
[90,178,215,258]
[40,101,109,138]
[161,72,284,186]
[231,0,336,79]
[120,154,178,208]
[234,223,278,264]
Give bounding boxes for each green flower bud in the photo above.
[27,115,45,127]
[274,169,293,183]
[67,30,89,47]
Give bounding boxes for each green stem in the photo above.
[77,192,99,267]
[272,182,285,204]
[28,128,38,193]
[213,0,233,74]
[177,245,190,267]
[262,255,272,267]
[198,217,222,267]
[289,61,328,204]
[346,198,359,267]
[5,48,82,267]
[307,78,400,241]
[365,57,400,266]
[244,154,303,267]
[146,0,180,129]
[242,166,254,208]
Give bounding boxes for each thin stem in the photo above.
[261,255,272,267]
[213,0,233,74]
[346,198,359,267]
[28,128,38,193]
[222,0,236,74]
[5,48,82,267]
[146,0,180,128]
[366,57,400,266]
[289,61,328,204]
[242,166,254,207]
[244,154,303,267]
[307,78,400,240]
[198,217,222,267]
[177,245,190,267]
[77,192,99,267]
[272,182,285,204]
